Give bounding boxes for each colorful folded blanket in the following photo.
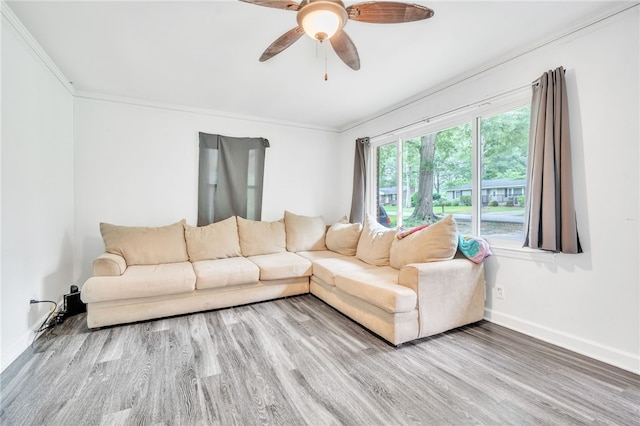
[457,234,492,263]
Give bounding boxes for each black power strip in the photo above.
[30,286,86,333]
[55,311,67,324]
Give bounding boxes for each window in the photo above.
[372,100,530,243]
[479,106,530,239]
[198,133,269,225]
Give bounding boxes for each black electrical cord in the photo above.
[30,299,58,335]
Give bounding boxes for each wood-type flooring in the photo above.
[1,295,638,425]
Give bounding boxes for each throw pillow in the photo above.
[389,215,458,269]
[284,210,327,252]
[396,223,430,239]
[237,217,286,256]
[184,216,242,262]
[100,219,189,266]
[355,214,396,266]
[326,217,363,256]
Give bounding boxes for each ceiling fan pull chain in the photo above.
[324,41,328,81]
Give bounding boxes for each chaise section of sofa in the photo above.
[306,214,486,345]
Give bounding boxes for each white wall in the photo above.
[73,96,344,283]
[340,7,640,373]
[1,7,74,371]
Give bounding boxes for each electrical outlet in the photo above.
[496,286,505,299]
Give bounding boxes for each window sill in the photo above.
[488,240,557,263]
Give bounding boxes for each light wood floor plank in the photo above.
[1,295,638,425]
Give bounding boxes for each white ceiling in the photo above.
[6,0,626,131]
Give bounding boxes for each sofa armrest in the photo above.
[93,253,127,276]
[398,259,485,338]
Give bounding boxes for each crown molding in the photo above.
[1,1,75,95]
[74,91,341,134]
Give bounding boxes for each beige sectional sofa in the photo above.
[81,211,486,345]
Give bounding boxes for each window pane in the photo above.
[400,138,420,228]
[207,150,218,184]
[376,143,397,228]
[247,187,256,220]
[408,124,472,234]
[247,149,256,186]
[480,105,530,239]
[206,149,218,220]
[247,150,257,219]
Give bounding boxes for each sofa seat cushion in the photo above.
[82,262,196,303]
[192,257,260,290]
[334,267,417,314]
[248,252,312,280]
[312,256,376,287]
[296,250,346,262]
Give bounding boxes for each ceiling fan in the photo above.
[240,0,434,71]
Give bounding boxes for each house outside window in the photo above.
[371,99,530,242]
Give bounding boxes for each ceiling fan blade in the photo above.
[259,27,305,62]
[330,30,360,71]
[239,0,299,11]
[346,1,434,23]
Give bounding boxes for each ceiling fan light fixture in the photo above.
[296,1,347,41]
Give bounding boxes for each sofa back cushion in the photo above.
[356,214,396,266]
[184,216,242,262]
[389,215,459,269]
[326,217,363,256]
[237,217,286,256]
[284,210,327,252]
[100,219,188,266]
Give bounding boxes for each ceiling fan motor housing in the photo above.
[296,0,348,41]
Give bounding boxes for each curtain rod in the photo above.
[532,66,566,86]
[370,83,531,140]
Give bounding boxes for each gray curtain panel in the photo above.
[523,67,582,253]
[198,133,269,225]
[349,137,370,224]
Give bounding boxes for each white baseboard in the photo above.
[1,329,34,374]
[4,305,638,375]
[1,301,61,374]
[484,308,639,375]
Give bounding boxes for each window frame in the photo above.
[368,91,532,246]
